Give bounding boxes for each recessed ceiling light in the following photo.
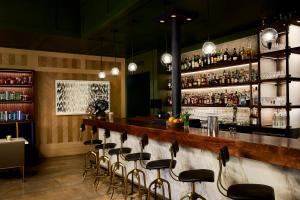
[186,18,192,21]
[171,14,176,18]
[160,19,165,23]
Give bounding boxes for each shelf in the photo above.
[0,120,32,125]
[179,59,257,74]
[181,104,249,108]
[0,100,33,104]
[260,105,286,108]
[291,47,300,54]
[260,46,300,59]
[0,84,33,87]
[180,81,258,90]
[260,49,287,59]
[260,77,300,83]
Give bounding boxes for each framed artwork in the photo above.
[55,80,110,115]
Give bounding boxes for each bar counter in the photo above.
[83,117,300,169]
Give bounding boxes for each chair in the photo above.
[94,129,117,190]
[107,131,132,200]
[217,146,275,200]
[125,134,151,199]
[80,124,102,181]
[169,140,214,200]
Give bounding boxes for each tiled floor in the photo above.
[0,155,130,200]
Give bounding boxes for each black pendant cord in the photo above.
[100,38,104,71]
[207,0,210,41]
[113,30,117,67]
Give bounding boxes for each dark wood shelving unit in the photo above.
[0,69,35,122]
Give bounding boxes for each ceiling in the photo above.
[0,0,298,57]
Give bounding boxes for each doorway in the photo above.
[127,72,150,117]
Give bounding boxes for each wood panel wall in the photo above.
[0,47,125,157]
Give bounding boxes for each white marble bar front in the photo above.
[98,128,300,200]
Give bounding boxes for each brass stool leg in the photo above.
[160,178,171,200]
[94,155,111,190]
[126,161,147,200]
[82,151,97,181]
[107,160,128,200]
[148,169,171,200]
[148,179,157,200]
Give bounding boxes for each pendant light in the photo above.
[98,38,106,79]
[261,20,278,49]
[111,30,119,76]
[161,32,172,65]
[202,0,216,55]
[128,41,138,72]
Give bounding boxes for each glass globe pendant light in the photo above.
[202,0,216,55]
[111,66,120,75]
[261,27,278,49]
[161,31,172,65]
[202,41,216,55]
[128,40,138,72]
[128,62,137,72]
[161,52,172,65]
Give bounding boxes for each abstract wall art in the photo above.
[55,80,110,115]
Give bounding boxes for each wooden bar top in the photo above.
[83,117,300,170]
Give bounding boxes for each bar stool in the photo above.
[141,138,176,200]
[169,140,214,200]
[107,131,132,200]
[217,146,275,200]
[125,134,151,199]
[94,129,117,190]
[80,124,102,181]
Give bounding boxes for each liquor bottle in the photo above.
[239,47,245,60]
[252,86,258,105]
[167,79,172,89]
[232,48,238,61]
[223,48,229,61]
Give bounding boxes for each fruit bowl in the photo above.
[166,121,183,128]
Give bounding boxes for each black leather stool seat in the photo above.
[227,184,275,200]
[95,143,117,149]
[108,147,132,155]
[125,152,151,161]
[178,169,214,183]
[146,159,176,170]
[84,139,102,145]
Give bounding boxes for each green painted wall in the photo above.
[0,0,80,36]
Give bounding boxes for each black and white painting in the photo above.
[55,80,110,115]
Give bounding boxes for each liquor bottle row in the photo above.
[0,75,33,85]
[181,47,254,71]
[0,91,31,101]
[0,110,29,121]
[167,90,251,107]
[167,68,259,89]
